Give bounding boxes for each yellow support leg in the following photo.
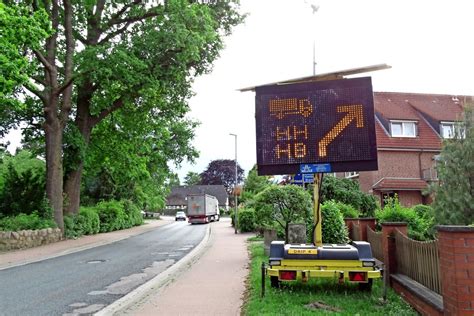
[313,173,323,246]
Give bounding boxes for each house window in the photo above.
[345,171,359,178]
[382,192,397,207]
[440,121,465,139]
[390,121,417,137]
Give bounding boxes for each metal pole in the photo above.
[230,133,238,234]
[261,262,266,298]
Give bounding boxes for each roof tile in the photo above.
[372,178,428,191]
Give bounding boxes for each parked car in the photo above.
[175,211,187,221]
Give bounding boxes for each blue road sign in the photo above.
[303,174,314,182]
[300,163,332,173]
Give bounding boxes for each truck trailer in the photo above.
[187,194,220,224]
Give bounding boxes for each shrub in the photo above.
[0,212,56,231]
[333,201,359,218]
[79,207,100,235]
[376,197,433,241]
[321,201,349,244]
[64,207,100,239]
[64,215,79,239]
[0,161,47,217]
[122,200,143,227]
[238,208,256,232]
[96,200,127,232]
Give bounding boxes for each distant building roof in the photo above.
[166,185,229,207]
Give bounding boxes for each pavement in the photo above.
[0,217,251,316]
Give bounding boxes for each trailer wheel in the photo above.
[358,279,373,291]
[270,276,280,288]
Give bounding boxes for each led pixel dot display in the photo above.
[255,77,378,175]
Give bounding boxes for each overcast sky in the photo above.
[174,0,474,181]
[6,0,474,182]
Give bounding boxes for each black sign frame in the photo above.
[255,77,378,175]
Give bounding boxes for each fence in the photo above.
[351,223,360,241]
[367,227,383,262]
[394,230,442,294]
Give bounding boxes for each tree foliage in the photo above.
[0,3,51,118]
[184,171,201,186]
[1,1,244,229]
[244,165,271,193]
[320,175,378,217]
[429,106,474,225]
[240,165,272,205]
[199,159,244,194]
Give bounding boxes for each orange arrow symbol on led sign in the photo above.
[318,105,364,157]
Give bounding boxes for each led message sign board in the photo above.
[255,77,378,175]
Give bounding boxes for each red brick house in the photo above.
[351,92,468,207]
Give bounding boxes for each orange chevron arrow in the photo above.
[318,105,364,157]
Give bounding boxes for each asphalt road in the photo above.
[0,221,207,316]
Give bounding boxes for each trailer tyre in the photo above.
[270,276,280,288]
[358,279,373,291]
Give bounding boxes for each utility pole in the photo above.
[229,133,238,234]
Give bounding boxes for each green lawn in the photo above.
[242,241,417,316]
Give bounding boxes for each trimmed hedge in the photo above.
[64,200,143,238]
[321,201,349,244]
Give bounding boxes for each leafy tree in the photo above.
[429,106,474,225]
[167,172,181,188]
[320,175,378,217]
[254,185,312,243]
[1,1,243,230]
[240,164,271,205]
[244,165,271,193]
[0,3,51,117]
[80,109,196,211]
[184,171,201,186]
[199,159,244,194]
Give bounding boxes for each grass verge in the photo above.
[242,241,417,315]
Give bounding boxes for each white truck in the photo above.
[187,194,220,224]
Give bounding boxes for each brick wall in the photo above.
[358,150,437,207]
[398,191,423,207]
[391,277,443,316]
[437,226,474,315]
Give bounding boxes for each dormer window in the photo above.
[441,121,465,139]
[390,120,417,137]
[345,171,359,178]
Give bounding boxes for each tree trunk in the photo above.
[45,111,64,231]
[63,87,93,215]
[63,166,84,215]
